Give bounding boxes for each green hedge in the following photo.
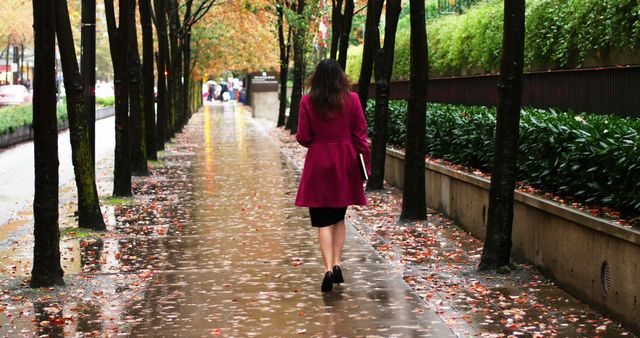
[0,104,68,136]
[365,101,640,216]
[0,98,115,137]
[96,96,115,107]
[346,0,640,79]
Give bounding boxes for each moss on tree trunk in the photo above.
[55,0,106,230]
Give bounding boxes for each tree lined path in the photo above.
[123,102,455,336]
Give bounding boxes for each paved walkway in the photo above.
[119,103,455,336]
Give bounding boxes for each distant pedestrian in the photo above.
[294,59,371,292]
[207,82,215,101]
[219,81,229,102]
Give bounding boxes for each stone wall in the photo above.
[383,147,640,334]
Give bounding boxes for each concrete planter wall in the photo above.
[383,147,640,334]
[0,106,115,149]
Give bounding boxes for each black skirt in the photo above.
[309,207,347,227]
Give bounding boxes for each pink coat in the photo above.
[295,92,371,208]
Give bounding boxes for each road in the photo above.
[0,116,115,226]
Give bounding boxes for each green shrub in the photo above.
[345,45,364,83]
[345,0,640,79]
[96,96,115,107]
[365,101,640,215]
[0,104,68,136]
[0,105,32,135]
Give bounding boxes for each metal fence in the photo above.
[355,66,640,118]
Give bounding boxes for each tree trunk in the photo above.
[168,0,180,135]
[81,0,96,164]
[367,0,401,191]
[356,0,382,114]
[19,45,24,83]
[286,0,306,134]
[5,38,9,83]
[105,0,132,197]
[337,0,354,70]
[330,0,343,60]
[181,1,193,121]
[55,0,106,230]
[31,0,64,288]
[154,0,169,149]
[400,0,428,220]
[182,34,191,119]
[128,0,148,176]
[479,0,526,271]
[276,3,291,127]
[139,0,156,160]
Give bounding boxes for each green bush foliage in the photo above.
[346,0,640,79]
[365,100,640,215]
[96,96,115,107]
[345,45,363,82]
[0,104,68,136]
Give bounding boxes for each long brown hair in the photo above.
[307,59,350,119]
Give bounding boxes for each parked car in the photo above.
[0,85,31,106]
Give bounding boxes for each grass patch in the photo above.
[102,196,136,206]
[96,96,115,108]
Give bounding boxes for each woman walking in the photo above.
[295,59,371,292]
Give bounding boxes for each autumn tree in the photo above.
[180,0,217,120]
[55,0,106,230]
[31,0,64,287]
[189,1,278,75]
[479,0,526,270]
[367,0,401,191]
[356,0,382,114]
[105,0,132,197]
[400,0,428,220]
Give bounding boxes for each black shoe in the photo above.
[321,271,333,292]
[332,265,344,284]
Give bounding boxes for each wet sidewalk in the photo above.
[118,103,455,336]
[0,103,455,336]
